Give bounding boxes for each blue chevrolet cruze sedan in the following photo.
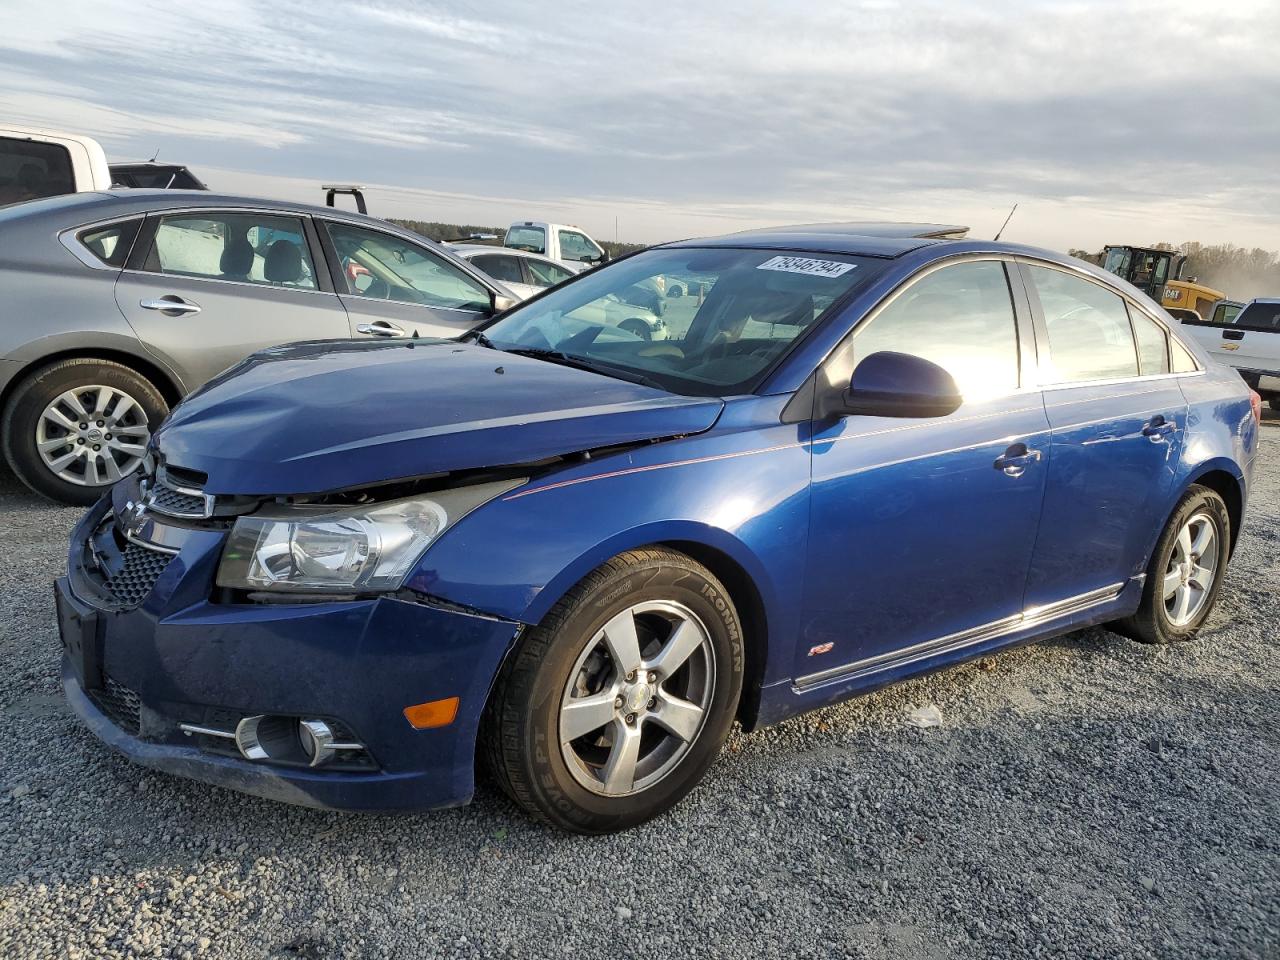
[57,224,1260,833]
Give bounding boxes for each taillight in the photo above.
[1249,389,1262,424]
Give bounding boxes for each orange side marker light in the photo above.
[403,697,460,729]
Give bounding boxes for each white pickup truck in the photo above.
[504,220,608,273]
[1179,298,1280,411]
[0,124,111,205]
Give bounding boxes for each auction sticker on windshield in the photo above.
[756,255,856,278]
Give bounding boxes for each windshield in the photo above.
[481,247,881,396]
[506,225,546,254]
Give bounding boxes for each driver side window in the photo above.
[325,223,491,312]
[853,261,1021,396]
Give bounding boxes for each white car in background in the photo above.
[1179,297,1280,411]
[0,124,111,205]
[452,244,668,341]
[503,220,608,273]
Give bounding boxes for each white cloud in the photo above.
[0,0,1276,252]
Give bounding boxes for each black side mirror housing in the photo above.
[833,350,963,419]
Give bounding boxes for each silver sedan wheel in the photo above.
[559,600,716,797]
[35,385,151,487]
[1163,512,1219,627]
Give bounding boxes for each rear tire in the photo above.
[1116,485,1230,644]
[2,359,167,505]
[483,548,744,834]
[1269,398,1279,413]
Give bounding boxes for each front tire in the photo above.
[483,548,744,833]
[618,317,655,341]
[2,359,168,505]
[1118,484,1231,644]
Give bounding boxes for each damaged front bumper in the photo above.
[58,495,522,811]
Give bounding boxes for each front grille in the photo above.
[146,480,208,519]
[103,541,174,608]
[89,674,141,735]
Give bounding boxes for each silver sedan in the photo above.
[0,191,516,504]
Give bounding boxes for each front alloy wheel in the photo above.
[484,548,744,833]
[559,601,716,797]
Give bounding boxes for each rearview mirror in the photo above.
[491,293,518,314]
[836,351,962,418]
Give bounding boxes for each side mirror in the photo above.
[491,293,518,314]
[835,351,962,418]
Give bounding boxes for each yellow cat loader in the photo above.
[1101,245,1225,318]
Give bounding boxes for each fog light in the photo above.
[299,719,338,767]
[234,714,296,761]
[233,715,364,767]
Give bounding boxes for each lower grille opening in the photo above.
[88,674,141,736]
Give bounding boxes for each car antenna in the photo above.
[993,203,1018,241]
[148,147,160,163]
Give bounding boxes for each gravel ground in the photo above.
[1,417,1278,960]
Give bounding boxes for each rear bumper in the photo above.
[59,501,523,811]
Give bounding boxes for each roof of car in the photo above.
[450,243,560,263]
[0,189,443,247]
[661,222,973,259]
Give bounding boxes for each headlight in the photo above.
[216,479,521,594]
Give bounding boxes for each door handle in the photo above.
[993,444,1042,478]
[139,296,201,316]
[356,320,406,338]
[1222,329,1245,341]
[1143,416,1176,440]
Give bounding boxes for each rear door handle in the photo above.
[356,320,406,338]
[139,296,201,316]
[994,443,1042,478]
[1143,416,1176,440]
[1222,329,1245,341]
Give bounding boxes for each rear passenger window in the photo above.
[1028,266,1138,382]
[1171,338,1198,373]
[854,260,1020,396]
[78,219,142,268]
[471,254,525,285]
[144,213,317,289]
[1129,308,1170,375]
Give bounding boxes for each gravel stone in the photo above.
[0,417,1278,959]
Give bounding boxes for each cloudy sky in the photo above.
[3,0,1277,251]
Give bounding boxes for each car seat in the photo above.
[264,240,304,285]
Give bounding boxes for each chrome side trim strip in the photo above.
[794,581,1127,692]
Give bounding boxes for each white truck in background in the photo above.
[0,125,112,206]
[504,220,609,273]
[1179,298,1280,412]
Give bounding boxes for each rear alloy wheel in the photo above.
[484,548,744,833]
[3,359,168,505]
[1118,484,1231,643]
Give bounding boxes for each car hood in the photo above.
[153,340,724,495]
